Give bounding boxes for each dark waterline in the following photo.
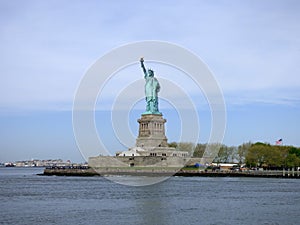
[0,167,299,225]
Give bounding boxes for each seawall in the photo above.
[39,167,300,178]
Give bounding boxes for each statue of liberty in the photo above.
[140,58,161,115]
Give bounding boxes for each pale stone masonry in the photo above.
[88,113,202,168]
[136,114,168,148]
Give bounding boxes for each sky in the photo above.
[0,0,300,162]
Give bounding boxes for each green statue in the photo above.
[140,57,161,115]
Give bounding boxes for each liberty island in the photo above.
[88,58,202,170]
[42,59,300,178]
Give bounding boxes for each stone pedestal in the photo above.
[136,114,168,148]
[89,113,195,168]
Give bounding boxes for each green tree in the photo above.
[289,147,300,157]
[193,143,206,158]
[286,154,300,167]
[286,146,300,167]
[246,143,300,168]
[245,143,268,167]
[177,142,195,154]
[168,142,178,148]
[237,142,251,164]
[213,145,236,163]
[202,143,222,163]
[264,146,283,167]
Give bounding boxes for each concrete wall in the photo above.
[88,155,203,168]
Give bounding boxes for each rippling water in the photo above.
[0,167,299,225]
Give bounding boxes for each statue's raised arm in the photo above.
[140,57,147,78]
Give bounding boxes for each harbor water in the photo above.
[0,167,299,225]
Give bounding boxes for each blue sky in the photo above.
[1,0,300,162]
